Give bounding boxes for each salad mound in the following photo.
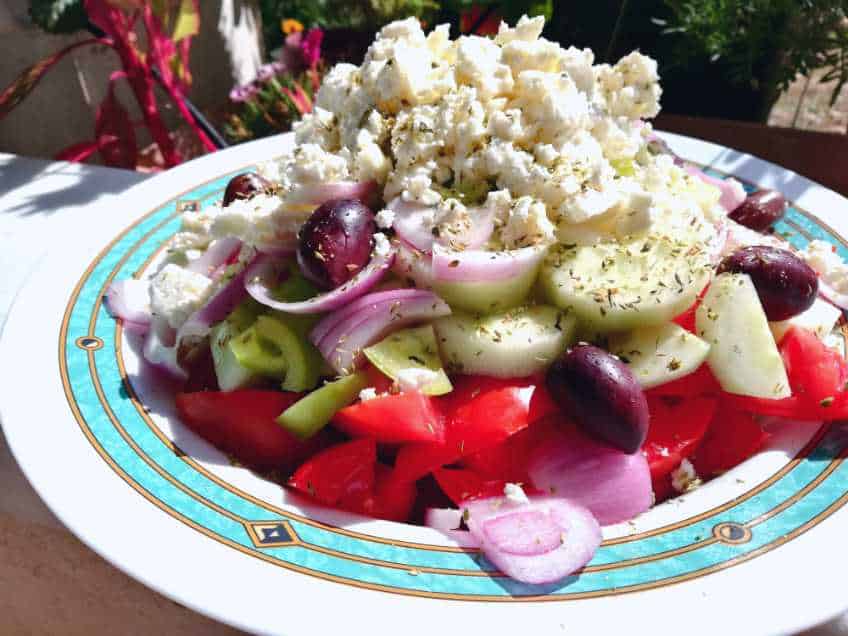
[107,15,848,586]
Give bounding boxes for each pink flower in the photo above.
[229,83,258,103]
[256,63,278,82]
[300,28,323,69]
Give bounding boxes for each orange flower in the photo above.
[281,18,304,35]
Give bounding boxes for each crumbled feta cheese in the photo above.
[375,208,395,229]
[211,194,284,246]
[359,387,378,402]
[770,296,843,343]
[395,367,441,392]
[671,458,701,493]
[501,196,556,248]
[373,232,391,257]
[800,240,848,294]
[149,264,214,329]
[504,483,531,505]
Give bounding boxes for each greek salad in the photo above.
[106,15,848,585]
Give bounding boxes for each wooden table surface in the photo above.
[1,120,847,635]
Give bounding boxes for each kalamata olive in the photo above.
[728,189,787,232]
[297,199,376,289]
[223,172,273,206]
[717,245,818,321]
[546,343,649,454]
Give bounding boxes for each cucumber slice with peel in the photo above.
[540,210,713,332]
[363,325,452,395]
[696,273,791,399]
[434,305,576,378]
[609,322,710,389]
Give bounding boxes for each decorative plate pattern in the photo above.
[59,160,848,601]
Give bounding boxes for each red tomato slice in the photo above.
[646,364,720,398]
[175,390,325,472]
[461,416,563,483]
[332,391,445,444]
[433,467,507,506]
[393,376,558,482]
[288,438,376,506]
[641,394,718,498]
[780,326,848,406]
[340,464,417,522]
[363,364,394,395]
[672,285,709,333]
[691,401,769,479]
[724,392,848,421]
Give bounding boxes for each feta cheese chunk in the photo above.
[149,264,214,329]
[504,483,531,505]
[800,240,848,295]
[395,367,441,392]
[671,459,701,494]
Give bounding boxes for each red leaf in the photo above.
[95,72,138,169]
[0,39,107,119]
[55,141,100,163]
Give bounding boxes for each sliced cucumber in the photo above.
[210,320,257,391]
[696,272,790,399]
[434,305,576,377]
[363,325,452,396]
[433,273,542,315]
[610,322,710,389]
[277,372,368,440]
[540,210,713,332]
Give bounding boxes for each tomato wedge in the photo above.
[780,326,848,406]
[691,400,769,479]
[393,376,558,482]
[288,438,376,506]
[340,464,418,522]
[332,391,444,444]
[433,468,507,506]
[641,394,718,500]
[175,390,325,472]
[646,364,720,398]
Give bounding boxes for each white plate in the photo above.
[2,132,847,636]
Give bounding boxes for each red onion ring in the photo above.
[464,495,601,584]
[389,198,496,254]
[185,237,243,277]
[177,258,254,345]
[105,279,152,332]
[310,289,451,374]
[142,318,187,381]
[244,239,395,315]
[431,243,547,283]
[527,427,652,526]
[391,240,434,289]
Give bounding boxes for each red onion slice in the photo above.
[143,319,187,381]
[464,496,601,584]
[389,198,496,254]
[311,289,451,374]
[389,198,437,252]
[527,426,652,526]
[684,166,746,214]
[818,279,848,312]
[177,259,254,345]
[105,279,152,331]
[185,237,243,277]
[309,288,427,347]
[431,243,547,283]
[245,238,395,315]
[287,180,377,206]
[391,240,435,289]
